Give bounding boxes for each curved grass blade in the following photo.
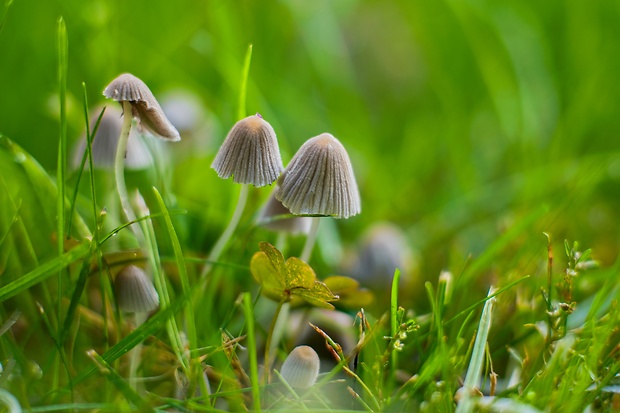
[0,242,90,302]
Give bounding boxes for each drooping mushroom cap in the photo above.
[103,73,181,141]
[72,105,154,170]
[280,345,320,389]
[211,114,283,187]
[114,265,159,313]
[258,187,313,235]
[276,133,361,219]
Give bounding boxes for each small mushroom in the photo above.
[103,73,180,141]
[211,113,283,187]
[280,345,320,390]
[114,265,159,313]
[276,133,360,219]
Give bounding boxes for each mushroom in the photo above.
[103,73,180,141]
[102,73,180,238]
[113,265,159,314]
[211,113,282,187]
[279,345,320,390]
[200,113,283,279]
[276,133,360,219]
[276,133,360,261]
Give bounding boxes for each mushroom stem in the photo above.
[128,311,148,391]
[200,183,250,279]
[114,101,142,242]
[300,217,320,263]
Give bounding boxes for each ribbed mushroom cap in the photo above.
[211,114,283,187]
[72,106,154,170]
[276,133,361,218]
[103,73,180,141]
[114,265,159,313]
[258,187,313,235]
[280,345,320,389]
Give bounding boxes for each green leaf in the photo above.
[284,257,316,291]
[324,275,374,309]
[250,242,339,308]
[296,280,338,310]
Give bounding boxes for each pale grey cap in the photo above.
[103,73,181,141]
[114,265,159,313]
[276,133,361,218]
[211,114,283,187]
[72,105,154,170]
[258,187,313,235]
[280,345,320,389]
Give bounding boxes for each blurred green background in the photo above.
[1,0,619,293]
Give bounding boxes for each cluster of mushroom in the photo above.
[98,71,361,315]
[213,113,361,228]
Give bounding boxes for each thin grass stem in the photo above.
[242,292,261,411]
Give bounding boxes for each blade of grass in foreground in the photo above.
[242,292,261,412]
[0,242,90,302]
[56,15,68,302]
[455,287,497,413]
[152,187,197,356]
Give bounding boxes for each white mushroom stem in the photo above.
[114,101,142,241]
[200,183,250,279]
[128,311,148,391]
[300,217,320,263]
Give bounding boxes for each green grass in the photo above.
[1,0,620,411]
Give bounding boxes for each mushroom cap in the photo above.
[276,133,361,218]
[72,105,155,170]
[211,114,283,187]
[114,265,159,313]
[103,73,181,141]
[258,187,313,235]
[280,345,320,389]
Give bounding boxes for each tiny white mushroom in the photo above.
[280,345,320,389]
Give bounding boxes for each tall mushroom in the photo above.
[103,73,180,234]
[201,113,283,278]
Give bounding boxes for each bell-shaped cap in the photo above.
[103,73,180,141]
[211,114,283,187]
[280,345,320,389]
[276,133,360,218]
[72,105,155,170]
[114,265,159,313]
[258,187,313,235]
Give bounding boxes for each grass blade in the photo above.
[238,43,253,120]
[56,17,68,339]
[242,292,261,411]
[456,287,497,413]
[0,242,90,302]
